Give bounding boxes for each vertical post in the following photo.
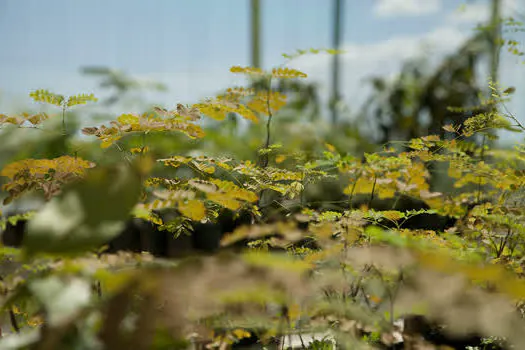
[330,0,343,125]
[484,0,501,154]
[251,0,261,68]
[489,0,501,84]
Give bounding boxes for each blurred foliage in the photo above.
[361,30,492,145]
[0,18,525,350]
[80,66,167,107]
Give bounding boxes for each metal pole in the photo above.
[330,0,343,125]
[251,0,261,68]
[490,0,501,84]
[485,0,501,149]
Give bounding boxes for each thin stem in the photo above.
[391,193,401,210]
[9,308,20,333]
[501,99,525,131]
[141,132,146,155]
[259,75,273,169]
[476,134,487,204]
[497,227,512,258]
[300,172,307,208]
[257,75,274,211]
[368,176,377,207]
[62,106,66,136]
[264,111,272,154]
[114,142,133,165]
[347,172,361,209]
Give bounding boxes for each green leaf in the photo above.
[25,163,143,256]
[29,89,65,107]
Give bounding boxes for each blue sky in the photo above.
[1,0,524,142]
[0,0,454,75]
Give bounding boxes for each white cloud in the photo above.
[447,0,522,24]
[288,22,524,142]
[447,3,489,24]
[373,0,441,18]
[289,26,468,108]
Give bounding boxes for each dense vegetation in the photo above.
[1,22,525,349]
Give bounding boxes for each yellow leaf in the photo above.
[380,211,403,221]
[369,295,382,304]
[117,114,140,125]
[275,154,287,164]
[325,143,336,153]
[177,199,206,221]
[101,140,114,149]
[206,193,241,211]
[348,178,375,195]
[130,147,149,154]
[287,303,301,320]
[443,124,457,133]
[232,329,252,339]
